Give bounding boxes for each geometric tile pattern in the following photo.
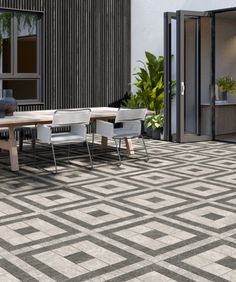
[167,240,236,282]
[0,139,235,281]
[102,217,208,256]
[166,203,236,233]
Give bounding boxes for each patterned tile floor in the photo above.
[0,137,235,281]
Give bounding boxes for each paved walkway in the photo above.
[0,139,235,281]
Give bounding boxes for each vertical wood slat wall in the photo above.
[0,0,131,111]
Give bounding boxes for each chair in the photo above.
[37,109,93,173]
[96,108,149,166]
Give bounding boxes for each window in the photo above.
[0,10,43,104]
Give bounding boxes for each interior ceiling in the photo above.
[216,11,236,20]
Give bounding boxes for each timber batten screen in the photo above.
[0,0,131,111]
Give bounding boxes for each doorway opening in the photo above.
[164,7,236,143]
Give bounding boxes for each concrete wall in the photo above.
[131,0,236,86]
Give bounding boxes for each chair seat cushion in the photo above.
[113,128,139,138]
[51,133,85,144]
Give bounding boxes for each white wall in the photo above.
[131,0,236,87]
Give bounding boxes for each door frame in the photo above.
[177,10,211,143]
[164,12,176,141]
[165,7,236,143]
[164,10,213,142]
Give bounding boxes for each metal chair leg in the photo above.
[91,121,95,151]
[51,144,57,173]
[141,135,149,162]
[86,140,93,169]
[114,138,121,166]
[31,127,37,154]
[118,138,121,151]
[67,144,70,163]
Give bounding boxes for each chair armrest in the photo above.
[37,124,52,144]
[96,120,114,138]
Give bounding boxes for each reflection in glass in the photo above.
[17,13,37,73]
[2,80,37,100]
[0,12,11,73]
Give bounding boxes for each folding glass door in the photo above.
[164,10,213,142]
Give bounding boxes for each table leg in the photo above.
[8,127,19,171]
[125,138,134,155]
[0,127,19,171]
[101,136,108,149]
[101,136,134,155]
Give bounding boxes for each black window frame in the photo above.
[0,7,44,105]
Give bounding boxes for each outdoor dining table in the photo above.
[0,107,134,172]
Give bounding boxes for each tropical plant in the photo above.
[145,113,164,129]
[216,76,236,94]
[125,52,172,114]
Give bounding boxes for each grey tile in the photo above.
[147,197,164,203]
[15,226,39,235]
[216,256,236,270]
[65,251,94,264]
[88,210,109,217]
[46,195,64,201]
[202,213,225,221]
[143,230,166,239]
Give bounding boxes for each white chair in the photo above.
[96,108,149,166]
[37,109,93,173]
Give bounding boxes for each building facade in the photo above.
[0,0,131,111]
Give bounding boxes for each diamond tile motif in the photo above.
[74,178,147,196]
[105,264,191,282]
[0,215,78,251]
[167,240,236,282]
[18,236,142,281]
[127,171,185,186]
[166,203,236,233]
[16,187,96,209]
[166,180,233,199]
[207,172,236,186]
[114,190,194,212]
[102,218,207,256]
[0,139,235,281]
[169,165,220,177]
[53,201,144,229]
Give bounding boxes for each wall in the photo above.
[0,0,131,111]
[131,0,236,87]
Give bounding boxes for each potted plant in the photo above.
[145,113,164,139]
[216,76,236,101]
[123,51,175,139]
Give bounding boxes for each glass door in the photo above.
[164,10,214,142]
[177,10,213,142]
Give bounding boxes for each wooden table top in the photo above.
[0,107,119,128]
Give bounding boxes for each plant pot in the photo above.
[146,127,152,137]
[220,91,227,101]
[0,89,17,117]
[152,128,162,140]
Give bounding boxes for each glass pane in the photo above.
[1,80,37,100]
[17,13,37,73]
[0,12,11,73]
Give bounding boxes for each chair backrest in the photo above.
[115,108,147,123]
[52,109,91,126]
